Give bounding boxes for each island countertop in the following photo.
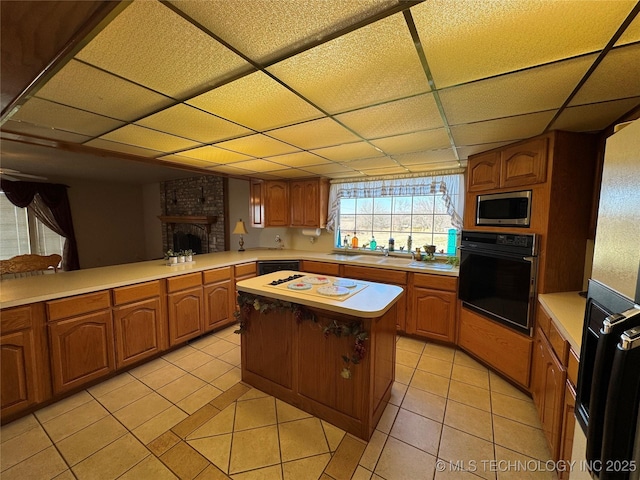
[236,270,403,318]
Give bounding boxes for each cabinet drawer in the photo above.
[112,280,161,305]
[235,262,256,277]
[342,265,407,285]
[536,303,551,338]
[567,349,579,387]
[301,261,340,276]
[47,291,111,321]
[412,273,457,292]
[1,305,33,333]
[203,266,232,285]
[549,320,569,366]
[166,273,202,293]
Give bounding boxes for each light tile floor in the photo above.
[0,328,555,480]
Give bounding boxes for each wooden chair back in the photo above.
[0,254,62,279]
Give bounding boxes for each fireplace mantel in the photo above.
[158,215,218,234]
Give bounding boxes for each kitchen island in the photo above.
[236,271,403,440]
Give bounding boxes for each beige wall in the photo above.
[143,182,163,260]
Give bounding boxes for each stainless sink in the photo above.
[408,261,454,270]
[327,253,361,261]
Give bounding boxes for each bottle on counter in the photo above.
[407,235,412,252]
[351,232,358,248]
[344,234,350,248]
[370,235,377,251]
[415,247,422,261]
[447,228,457,256]
[337,227,342,248]
[388,237,394,252]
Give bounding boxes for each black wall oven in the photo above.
[459,230,537,335]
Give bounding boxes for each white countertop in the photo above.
[236,270,404,318]
[538,291,586,353]
[0,249,457,309]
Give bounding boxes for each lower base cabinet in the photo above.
[559,381,576,479]
[113,298,163,369]
[167,287,204,346]
[203,266,235,332]
[1,329,38,416]
[409,288,457,342]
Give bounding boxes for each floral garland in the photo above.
[234,292,368,379]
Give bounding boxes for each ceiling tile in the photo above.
[173,145,253,164]
[361,166,409,176]
[264,151,331,168]
[407,161,462,173]
[136,104,251,143]
[205,164,254,176]
[394,149,458,166]
[412,0,637,88]
[267,13,429,114]
[34,60,173,122]
[85,138,165,158]
[228,159,290,172]
[617,12,640,46]
[2,121,92,144]
[155,154,218,169]
[76,0,252,99]
[215,134,299,157]
[247,172,283,180]
[450,111,555,145]
[262,168,314,178]
[100,125,201,152]
[171,0,399,64]
[336,94,443,139]
[371,129,451,155]
[12,97,124,137]
[440,54,596,125]
[553,97,640,132]
[570,44,640,106]
[268,118,361,149]
[302,163,358,175]
[344,157,399,170]
[456,142,514,160]
[310,141,383,162]
[187,71,324,130]
[320,170,363,179]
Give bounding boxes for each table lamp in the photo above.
[232,219,249,251]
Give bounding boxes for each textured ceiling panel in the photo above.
[267,13,429,114]
[76,0,251,99]
[570,44,640,106]
[302,163,359,175]
[174,145,253,164]
[344,157,400,170]
[413,0,637,88]
[370,129,451,155]
[84,138,164,158]
[407,161,462,173]
[262,168,315,178]
[264,152,331,168]
[440,55,596,125]
[2,121,92,144]
[170,0,398,64]
[136,104,251,143]
[156,154,218,168]
[617,13,640,45]
[268,118,361,150]
[101,125,201,153]
[450,111,556,146]
[11,97,124,137]
[229,159,290,172]
[553,97,640,132]
[204,164,253,176]
[216,134,299,157]
[361,166,409,176]
[456,142,514,160]
[336,94,443,139]
[394,149,458,165]
[35,60,173,122]
[187,72,324,130]
[310,142,383,162]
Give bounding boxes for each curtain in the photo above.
[0,179,80,270]
[326,170,465,232]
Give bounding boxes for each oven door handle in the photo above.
[523,256,535,263]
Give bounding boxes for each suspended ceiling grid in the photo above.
[2,0,640,181]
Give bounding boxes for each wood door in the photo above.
[289,181,305,227]
[559,381,576,479]
[300,261,341,276]
[49,310,115,395]
[302,180,320,227]
[250,179,265,228]
[1,329,37,416]
[167,287,203,346]
[500,138,547,188]
[113,298,162,369]
[410,288,456,342]
[265,181,289,227]
[204,280,233,332]
[468,151,500,191]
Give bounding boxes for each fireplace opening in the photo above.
[173,231,203,254]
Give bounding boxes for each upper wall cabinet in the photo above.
[290,178,329,228]
[468,138,547,192]
[265,181,289,227]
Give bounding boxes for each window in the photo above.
[0,192,64,260]
[328,172,464,254]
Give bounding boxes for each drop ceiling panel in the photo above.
[451,111,555,145]
[310,142,383,162]
[136,104,251,143]
[262,168,314,178]
[171,0,399,64]
[440,55,596,125]
[302,163,359,175]
[12,97,124,137]
[394,149,458,166]
[174,145,253,164]
[187,72,324,130]
[101,125,201,153]
[156,154,218,169]
[227,159,290,172]
[336,93,443,139]
[617,14,640,46]
[267,13,429,114]
[570,44,640,106]
[85,138,164,158]
[371,129,451,155]
[205,164,253,176]
[412,0,637,88]
[361,166,409,176]
[408,161,462,173]
[344,157,399,170]
[35,60,173,122]
[268,118,361,150]
[75,0,251,99]
[456,142,514,160]
[2,121,92,144]
[553,97,640,132]
[216,134,299,157]
[265,152,331,168]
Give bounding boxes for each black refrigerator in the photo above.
[576,119,640,480]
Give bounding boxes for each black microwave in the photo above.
[476,190,532,227]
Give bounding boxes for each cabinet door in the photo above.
[468,151,500,191]
[250,180,265,228]
[302,180,320,227]
[168,287,203,346]
[49,310,115,395]
[500,138,547,188]
[1,330,38,416]
[559,381,576,480]
[265,181,289,227]
[113,298,162,369]
[204,280,233,332]
[410,288,456,342]
[290,181,305,227]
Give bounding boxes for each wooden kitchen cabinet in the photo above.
[167,273,204,346]
[407,273,458,343]
[468,151,500,192]
[290,178,329,228]
[265,180,289,227]
[203,266,234,332]
[559,380,576,480]
[250,179,265,228]
[300,260,341,276]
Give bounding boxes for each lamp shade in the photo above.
[233,219,248,235]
